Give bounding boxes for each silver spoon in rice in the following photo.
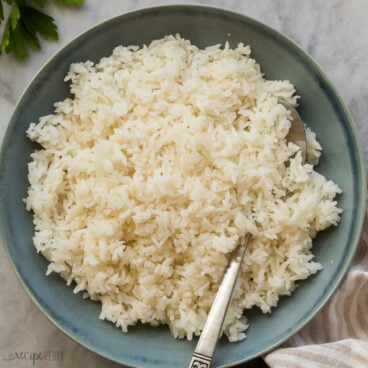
[187,101,307,368]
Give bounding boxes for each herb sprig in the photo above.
[0,0,84,61]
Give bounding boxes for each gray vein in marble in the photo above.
[0,78,16,106]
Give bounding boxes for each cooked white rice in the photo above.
[25,35,342,342]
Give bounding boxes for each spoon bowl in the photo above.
[281,101,307,163]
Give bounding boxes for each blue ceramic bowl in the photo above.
[0,5,366,368]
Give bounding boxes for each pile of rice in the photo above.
[26,35,342,342]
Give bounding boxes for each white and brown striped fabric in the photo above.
[261,213,368,368]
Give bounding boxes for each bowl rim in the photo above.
[0,3,366,368]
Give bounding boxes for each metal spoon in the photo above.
[187,102,307,368]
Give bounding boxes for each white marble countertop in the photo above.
[0,1,367,367]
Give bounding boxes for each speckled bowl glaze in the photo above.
[0,5,366,368]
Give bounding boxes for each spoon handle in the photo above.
[188,233,251,368]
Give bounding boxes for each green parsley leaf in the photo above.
[20,5,58,40]
[1,18,12,51]
[0,2,4,22]
[9,3,20,29]
[29,0,46,7]
[0,3,20,51]
[12,21,29,60]
[20,17,41,49]
[0,0,84,61]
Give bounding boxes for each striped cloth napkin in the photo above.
[260,212,368,368]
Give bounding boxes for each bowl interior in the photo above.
[0,5,365,368]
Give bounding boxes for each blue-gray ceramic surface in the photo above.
[0,5,366,368]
